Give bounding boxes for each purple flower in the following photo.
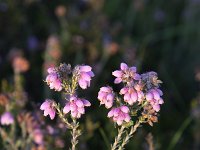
[145,89,164,112]
[33,129,44,145]
[98,86,115,108]
[120,86,144,105]
[112,63,140,84]
[78,65,94,89]
[0,112,14,125]
[40,100,56,120]
[63,96,91,118]
[46,67,62,91]
[107,106,131,125]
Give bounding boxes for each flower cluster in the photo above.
[146,89,164,112]
[40,100,56,120]
[46,68,62,91]
[108,106,131,125]
[63,96,91,118]
[41,63,94,120]
[77,65,95,89]
[0,112,14,125]
[112,63,140,84]
[98,86,115,108]
[98,62,164,126]
[40,63,94,150]
[120,86,144,105]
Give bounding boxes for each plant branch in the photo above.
[118,121,140,150]
[54,103,73,129]
[71,118,81,150]
[111,125,125,150]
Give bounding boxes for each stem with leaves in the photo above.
[111,126,125,150]
[54,103,73,129]
[71,118,81,150]
[118,121,141,150]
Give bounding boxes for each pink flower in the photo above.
[63,96,91,118]
[120,86,144,105]
[98,86,115,108]
[112,63,140,84]
[78,65,94,89]
[46,67,62,91]
[145,89,164,112]
[40,100,56,120]
[33,129,44,145]
[0,112,14,125]
[107,106,131,125]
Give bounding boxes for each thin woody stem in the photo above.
[111,126,125,150]
[54,103,73,129]
[118,121,141,150]
[71,118,81,150]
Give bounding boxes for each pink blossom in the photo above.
[107,106,131,125]
[63,96,91,118]
[0,112,14,125]
[112,63,140,84]
[78,65,94,89]
[46,67,62,91]
[40,100,56,120]
[145,89,164,112]
[47,67,56,73]
[120,86,144,105]
[98,86,115,108]
[33,129,44,145]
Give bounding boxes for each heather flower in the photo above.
[145,89,164,112]
[40,100,56,120]
[120,86,144,105]
[107,106,131,125]
[112,63,140,84]
[142,104,158,126]
[141,71,162,89]
[77,65,94,89]
[0,112,14,125]
[98,86,115,108]
[33,129,44,145]
[13,56,30,73]
[63,96,91,118]
[46,67,62,91]
[55,5,66,17]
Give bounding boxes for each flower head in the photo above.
[40,100,56,120]
[0,112,14,125]
[112,63,140,84]
[145,89,164,112]
[77,65,94,89]
[46,67,62,91]
[63,96,91,118]
[98,86,115,108]
[33,129,44,145]
[120,86,144,105]
[107,106,131,125]
[13,56,29,73]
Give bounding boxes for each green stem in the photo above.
[111,126,125,150]
[54,103,73,129]
[118,121,140,150]
[71,118,81,150]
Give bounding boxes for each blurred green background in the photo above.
[0,0,200,150]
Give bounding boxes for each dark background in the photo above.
[0,0,200,150]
